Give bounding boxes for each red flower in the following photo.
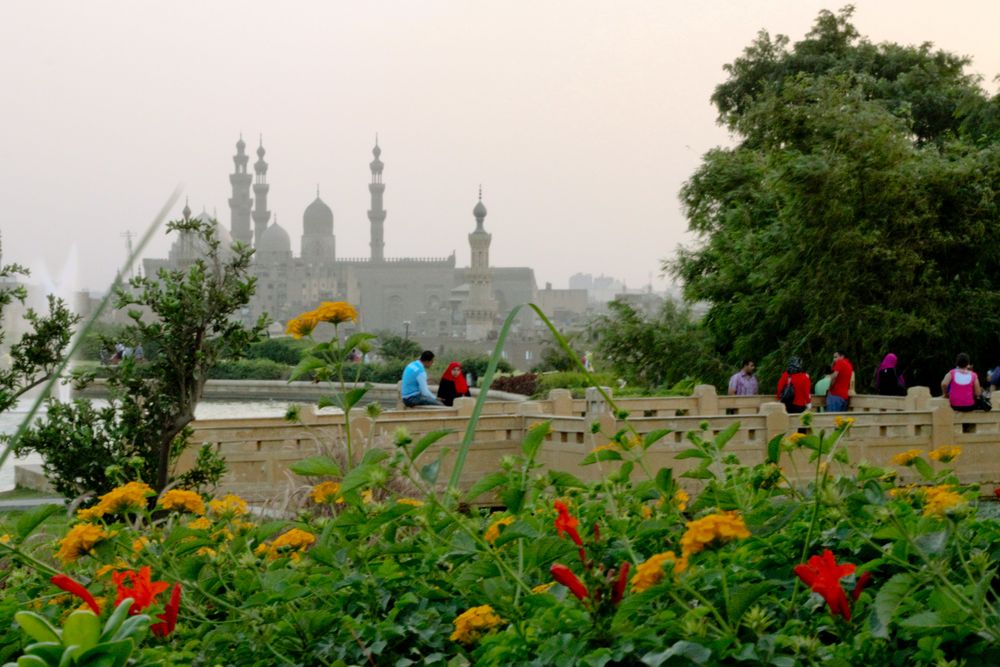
[793,550,857,620]
[852,571,872,602]
[113,566,170,615]
[553,501,582,547]
[550,563,589,600]
[994,487,1000,500]
[611,562,630,605]
[51,574,101,615]
[151,583,182,637]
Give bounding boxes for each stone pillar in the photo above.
[929,402,953,448]
[905,386,931,411]
[585,386,613,419]
[759,401,790,443]
[298,404,319,425]
[518,402,543,416]
[454,397,475,417]
[547,389,573,416]
[693,384,719,416]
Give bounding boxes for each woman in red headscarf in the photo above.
[437,362,471,406]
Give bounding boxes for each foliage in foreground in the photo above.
[3,412,999,665]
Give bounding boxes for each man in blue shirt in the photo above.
[401,350,444,407]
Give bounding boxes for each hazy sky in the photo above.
[2,1,998,295]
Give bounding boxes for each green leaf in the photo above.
[521,421,551,461]
[464,472,508,501]
[110,614,150,642]
[728,581,777,625]
[642,429,672,450]
[713,421,741,450]
[501,486,526,514]
[13,611,61,643]
[766,434,782,465]
[674,448,711,460]
[680,466,715,480]
[914,530,948,556]
[16,655,49,667]
[654,467,673,495]
[899,610,944,629]
[411,429,454,461]
[100,600,135,642]
[360,448,389,466]
[493,520,539,548]
[340,464,377,493]
[420,458,441,484]
[24,642,63,664]
[15,504,62,541]
[912,457,935,481]
[609,461,634,484]
[874,573,914,632]
[63,611,101,657]
[341,386,370,412]
[580,447,623,465]
[316,395,336,409]
[77,638,136,667]
[288,356,327,382]
[289,456,342,478]
[642,640,712,665]
[547,470,587,490]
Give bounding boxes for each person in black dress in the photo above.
[437,362,471,406]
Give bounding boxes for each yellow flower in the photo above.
[78,481,155,520]
[922,485,967,517]
[928,446,961,463]
[285,312,320,339]
[361,489,375,504]
[640,505,653,519]
[208,494,248,517]
[95,562,126,578]
[188,517,213,531]
[233,519,257,533]
[450,605,505,644]
[398,498,424,507]
[311,301,359,325]
[158,489,206,515]
[132,537,149,553]
[531,582,556,594]
[631,551,687,592]
[786,432,807,445]
[0,534,11,546]
[57,523,109,564]
[891,449,924,466]
[75,505,104,521]
[310,481,345,505]
[674,489,690,512]
[258,528,316,560]
[484,516,515,544]
[196,546,217,558]
[590,443,619,455]
[680,511,750,558]
[834,416,856,428]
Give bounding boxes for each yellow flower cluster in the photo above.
[57,523,109,564]
[310,481,345,505]
[398,498,424,507]
[834,416,856,428]
[922,485,966,517]
[631,551,688,592]
[675,489,690,512]
[450,605,505,644]
[891,449,923,466]
[188,517,213,531]
[255,528,317,560]
[285,301,359,339]
[208,494,248,517]
[680,511,750,558]
[0,534,11,546]
[77,481,154,520]
[196,546,217,558]
[158,489,206,515]
[132,537,149,553]
[484,516,515,544]
[928,446,961,463]
[786,432,807,445]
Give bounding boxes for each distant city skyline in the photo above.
[2,1,998,297]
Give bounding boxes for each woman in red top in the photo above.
[436,361,471,407]
[777,356,812,414]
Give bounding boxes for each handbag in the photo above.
[976,390,993,412]
[780,376,796,406]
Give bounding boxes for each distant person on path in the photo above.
[826,350,854,412]
[437,361,471,406]
[727,359,758,396]
[941,352,982,412]
[874,353,906,396]
[401,350,444,407]
[776,356,812,414]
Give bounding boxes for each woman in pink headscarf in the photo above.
[874,353,906,396]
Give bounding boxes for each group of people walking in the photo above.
[728,351,998,413]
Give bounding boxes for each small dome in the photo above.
[303,196,334,236]
[258,222,291,255]
[473,200,487,219]
[372,143,381,158]
[195,211,233,247]
[236,136,246,151]
[257,144,266,158]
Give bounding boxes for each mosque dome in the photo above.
[258,222,291,255]
[195,211,233,247]
[303,196,334,236]
[473,199,487,219]
[169,209,233,263]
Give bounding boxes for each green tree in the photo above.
[16,219,266,494]
[374,331,422,362]
[671,8,1000,388]
[589,299,725,388]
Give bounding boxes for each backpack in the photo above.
[780,376,796,406]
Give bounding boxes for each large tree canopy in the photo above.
[671,7,1000,388]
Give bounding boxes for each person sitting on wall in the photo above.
[401,350,445,408]
[437,361,472,407]
[941,352,982,413]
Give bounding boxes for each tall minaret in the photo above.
[228,135,253,246]
[252,136,271,246]
[367,137,386,262]
[464,187,498,341]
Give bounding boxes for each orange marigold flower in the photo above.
[188,516,213,531]
[57,523,109,564]
[310,481,345,505]
[891,449,923,466]
[921,485,967,517]
[208,494,248,517]
[450,605,505,644]
[311,301,358,325]
[631,551,687,592]
[680,511,750,558]
[928,446,961,463]
[158,489,206,515]
[484,516,515,544]
[285,312,320,339]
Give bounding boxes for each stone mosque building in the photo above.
[144,137,542,340]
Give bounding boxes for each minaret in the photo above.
[252,135,271,246]
[464,187,497,341]
[228,135,253,246]
[367,136,386,262]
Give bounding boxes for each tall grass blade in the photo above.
[0,186,183,475]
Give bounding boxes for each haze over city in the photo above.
[3,0,998,296]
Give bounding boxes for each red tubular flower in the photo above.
[611,562,630,605]
[113,566,170,615]
[793,550,857,620]
[51,574,101,615]
[593,523,601,542]
[550,563,589,600]
[553,501,583,547]
[151,583,182,637]
[851,571,872,602]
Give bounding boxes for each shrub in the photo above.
[460,355,513,386]
[534,371,617,397]
[208,358,289,380]
[490,372,538,396]
[245,337,307,365]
